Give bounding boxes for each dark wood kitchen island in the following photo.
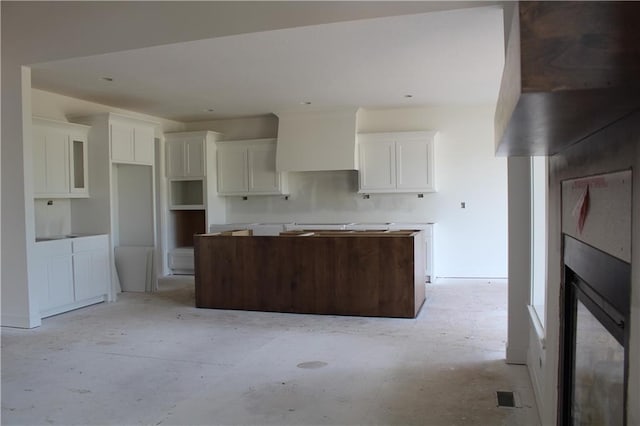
[194,230,426,318]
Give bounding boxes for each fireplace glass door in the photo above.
[561,235,630,425]
[572,299,625,425]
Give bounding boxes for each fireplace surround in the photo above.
[560,235,631,425]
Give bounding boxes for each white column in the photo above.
[1,66,41,328]
[506,156,530,364]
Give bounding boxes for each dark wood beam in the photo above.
[495,1,640,156]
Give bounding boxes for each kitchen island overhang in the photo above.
[194,230,426,318]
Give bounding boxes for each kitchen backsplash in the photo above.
[225,170,439,224]
[34,199,71,237]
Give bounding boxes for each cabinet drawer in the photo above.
[34,239,72,256]
[72,235,108,252]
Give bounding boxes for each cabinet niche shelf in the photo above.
[169,179,204,210]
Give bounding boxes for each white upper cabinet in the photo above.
[359,139,396,191]
[358,131,437,193]
[165,134,206,178]
[32,117,89,198]
[396,138,433,191]
[110,117,155,165]
[217,139,288,196]
[247,142,281,193]
[217,144,247,194]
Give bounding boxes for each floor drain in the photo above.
[496,391,516,408]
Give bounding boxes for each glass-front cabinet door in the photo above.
[69,136,88,195]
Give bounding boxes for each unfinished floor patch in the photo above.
[1,278,539,426]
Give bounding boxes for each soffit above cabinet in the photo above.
[494,2,640,157]
[275,108,359,172]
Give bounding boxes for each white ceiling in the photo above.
[30,5,505,122]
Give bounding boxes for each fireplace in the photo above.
[560,235,631,425]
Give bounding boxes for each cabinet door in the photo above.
[166,141,186,178]
[247,143,280,193]
[73,250,109,301]
[396,138,434,191]
[45,130,70,194]
[47,254,75,309]
[185,138,205,177]
[73,236,109,301]
[359,140,396,191]
[133,125,155,165]
[32,254,51,312]
[217,146,248,194]
[111,122,134,162]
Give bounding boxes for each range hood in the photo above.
[275,108,360,172]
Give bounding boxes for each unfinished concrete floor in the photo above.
[2,278,539,426]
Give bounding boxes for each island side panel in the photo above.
[194,233,423,318]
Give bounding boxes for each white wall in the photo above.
[183,116,277,140]
[34,199,71,238]
[226,105,508,278]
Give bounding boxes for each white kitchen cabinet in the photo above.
[32,117,90,198]
[358,139,396,191]
[110,118,155,165]
[33,239,74,313]
[72,236,110,302]
[217,139,288,196]
[34,235,110,318]
[218,145,247,194]
[165,134,205,178]
[358,131,437,193]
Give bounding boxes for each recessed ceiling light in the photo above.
[101,77,113,82]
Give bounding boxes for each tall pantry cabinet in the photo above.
[72,113,160,295]
[163,131,225,274]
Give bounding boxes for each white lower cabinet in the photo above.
[34,241,74,313]
[34,235,110,318]
[72,236,110,302]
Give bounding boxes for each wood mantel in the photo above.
[194,231,426,318]
[495,1,640,156]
